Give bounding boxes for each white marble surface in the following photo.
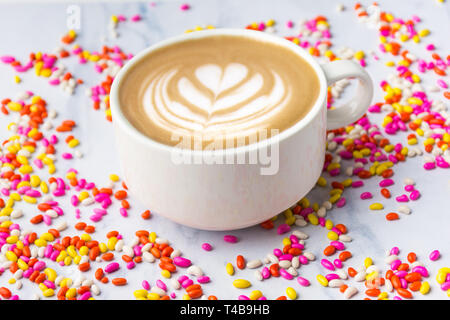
[0,0,449,300]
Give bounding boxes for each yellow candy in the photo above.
[7,102,22,112]
[161,269,171,278]
[266,19,275,27]
[44,268,57,282]
[327,231,339,241]
[307,213,319,225]
[286,287,297,300]
[249,290,263,300]
[317,274,328,287]
[80,233,91,241]
[17,259,29,270]
[99,242,108,253]
[325,219,333,230]
[378,292,388,299]
[316,176,327,187]
[436,271,447,284]
[6,235,18,244]
[79,246,89,256]
[109,174,119,181]
[34,238,47,247]
[147,292,160,300]
[418,29,430,37]
[328,193,340,206]
[226,263,235,276]
[134,290,149,299]
[43,289,55,297]
[364,257,373,268]
[420,281,430,295]
[64,256,72,266]
[369,203,384,210]
[107,237,118,250]
[40,232,54,241]
[66,288,77,298]
[233,279,251,289]
[67,138,79,148]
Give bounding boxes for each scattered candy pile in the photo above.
[0,1,449,300]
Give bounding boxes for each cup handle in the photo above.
[320,60,373,130]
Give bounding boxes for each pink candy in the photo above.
[360,192,373,200]
[173,256,191,268]
[395,194,409,202]
[296,276,310,287]
[379,179,394,187]
[277,223,290,235]
[429,250,440,261]
[223,235,238,243]
[104,262,119,273]
[180,3,190,10]
[201,243,212,251]
[321,258,335,271]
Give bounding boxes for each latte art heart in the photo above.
[119,35,320,149]
[143,63,290,136]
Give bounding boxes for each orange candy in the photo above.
[112,278,127,286]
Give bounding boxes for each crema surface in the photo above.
[119,35,320,149]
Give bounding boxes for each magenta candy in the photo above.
[411,266,429,277]
[330,241,345,250]
[277,223,290,235]
[395,194,409,202]
[238,295,250,300]
[333,259,343,269]
[429,250,440,261]
[79,292,91,300]
[325,273,340,281]
[409,190,420,201]
[395,270,408,278]
[173,256,192,268]
[298,255,309,265]
[156,279,167,291]
[297,276,310,287]
[352,180,364,188]
[400,278,408,289]
[390,247,400,255]
[391,259,401,270]
[279,268,293,280]
[336,197,346,208]
[197,276,210,284]
[279,254,293,261]
[441,282,450,291]
[201,243,212,251]
[321,258,335,271]
[379,179,394,187]
[423,162,436,170]
[142,280,150,290]
[181,278,194,288]
[273,248,283,257]
[104,262,120,273]
[261,267,271,279]
[360,192,373,200]
[126,261,135,269]
[223,235,238,243]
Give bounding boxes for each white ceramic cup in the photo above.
[110,29,373,230]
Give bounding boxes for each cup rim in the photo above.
[110,28,327,155]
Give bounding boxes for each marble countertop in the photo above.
[0,0,449,300]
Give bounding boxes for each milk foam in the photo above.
[142,63,289,136]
